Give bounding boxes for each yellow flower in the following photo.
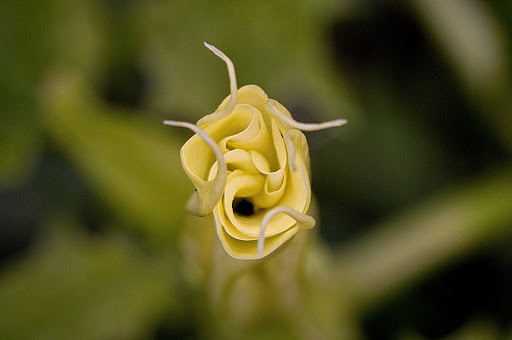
[165,43,346,259]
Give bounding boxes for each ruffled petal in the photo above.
[215,220,300,260]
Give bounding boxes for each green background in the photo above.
[1,0,511,339]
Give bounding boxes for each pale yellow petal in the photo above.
[163,120,227,216]
[214,85,269,115]
[257,206,316,258]
[221,157,310,238]
[225,108,276,166]
[249,119,289,207]
[215,222,300,260]
[219,171,263,240]
[270,115,289,168]
[180,104,257,215]
[182,107,254,180]
[278,157,310,214]
[224,149,259,174]
[215,205,257,241]
[251,170,287,208]
[285,128,311,175]
[250,151,270,173]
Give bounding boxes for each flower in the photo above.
[164,43,346,259]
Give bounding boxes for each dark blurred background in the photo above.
[1,0,511,339]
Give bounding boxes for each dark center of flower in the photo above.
[233,198,254,216]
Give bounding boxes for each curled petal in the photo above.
[163,120,227,216]
[284,131,297,172]
[197,42,238,128]
[224,149,260,174]
[258,206,316,258]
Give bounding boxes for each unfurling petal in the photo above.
[258,206,316,258]
[163,120,227,216]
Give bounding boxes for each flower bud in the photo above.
[165,43,346,259]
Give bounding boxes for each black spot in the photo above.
[233,199,254,216]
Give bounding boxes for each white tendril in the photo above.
[265,99,347,131]
[258,206,316,258]
[197,42,238,128]
[163,120,227,216]
[265,99,347,172]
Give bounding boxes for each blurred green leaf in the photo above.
[0,0,105,186]
[137,0,358,124]
[443,319,500,340]
[0,88,40,186]
[409,0,512,150]
[0,216,176,340]
[0,2,49,185]
[41,73,190,242]
[336,165,512,312]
